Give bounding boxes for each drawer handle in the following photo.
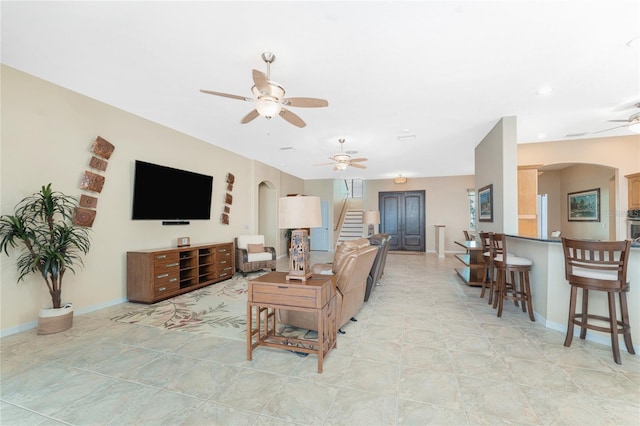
[156,254,167,259]
[219,249,227,252]
[219,273,227,277]
[158,287,166,291]
[220,261,226,264]
[169,278,177,282]
[157,273,169,279]
[224,267,232,271]
[166,262,179,267]
[278,286,288,289]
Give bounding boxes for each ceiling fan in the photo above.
[594,102,640,134]
[200,52,328,128]
[314,139,368,171]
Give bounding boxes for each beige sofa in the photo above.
[279,238,377,332]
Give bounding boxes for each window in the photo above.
[345,179,363,198]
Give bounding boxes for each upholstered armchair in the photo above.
[234,235,276,277]
[279,238,378,332]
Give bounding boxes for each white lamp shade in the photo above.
[278,196,322,229]
[255,97,282,118]
[363,210,380,225]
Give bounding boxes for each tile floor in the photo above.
[1,252,639,425]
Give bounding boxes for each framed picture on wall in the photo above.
[568,188,600,222]
[478,184,493,222]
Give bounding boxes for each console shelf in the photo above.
[454,240,486,287]
[127,242,234,303]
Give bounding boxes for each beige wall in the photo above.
[518,135,640,240]
[474,117,519,234]
[0,65,298,333]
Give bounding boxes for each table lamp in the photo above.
[278,195,322,281]
[362,210,380,236]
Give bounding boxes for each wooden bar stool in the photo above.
[479,232,495,303]
[561,237,634,364]
[491,233,535,321]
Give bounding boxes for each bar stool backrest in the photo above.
[561,237,631,291]
[489,233,508,266]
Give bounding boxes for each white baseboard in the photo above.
[0,297,128,338]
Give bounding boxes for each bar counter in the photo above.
[505,235,640,352]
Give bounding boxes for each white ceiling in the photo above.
[2,1,639,180]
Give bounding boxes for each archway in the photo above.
[258,181,277,249]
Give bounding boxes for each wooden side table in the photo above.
[247,271,337,373]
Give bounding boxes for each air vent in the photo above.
[279,146,294,151]
[397,134,416,141]
[565,133,588,137]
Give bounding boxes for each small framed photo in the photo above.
[478,184,493,222]
[568,188,600,222]
[177,237,190,247]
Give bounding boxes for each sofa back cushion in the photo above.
[332,238,371,273]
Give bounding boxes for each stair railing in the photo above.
[334,192,349,231]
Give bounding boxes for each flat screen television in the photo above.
[132,160,213,221]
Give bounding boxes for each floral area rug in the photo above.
[111,272,315,342]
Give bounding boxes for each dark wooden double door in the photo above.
[379,191,425,252]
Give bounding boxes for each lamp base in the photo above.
[287,229,312,281]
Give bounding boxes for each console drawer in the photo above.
[251,283,319,308]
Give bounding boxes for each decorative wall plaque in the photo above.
[224,205,230,214]
[80,171,106,193]
[225,193,233,205]
[91,136,115,159]
[226,173,235,184]
[227,183,233,192]
[79,194,98,209]
[72,207,97,227]
[89,156,108,171]
[221,213,229,224]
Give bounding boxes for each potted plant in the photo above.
[0,184,91,334]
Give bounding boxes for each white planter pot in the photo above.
[37,303,73,335]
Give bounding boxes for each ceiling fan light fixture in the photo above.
[334,154,350,162]
[336,162,348,170]
[394,174,407,184]
[629,122,640,133]
[255,96,282,119]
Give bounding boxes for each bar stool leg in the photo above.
[523,271,535,321]
[564,286,578,347]
[619,292,635,355]
[608,292,621,365]
[580,289,589,340]
[496,269,505,317]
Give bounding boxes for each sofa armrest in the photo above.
[236,247,249,265]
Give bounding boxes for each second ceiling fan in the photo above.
[200,52,328,128]
[314,139,368,171]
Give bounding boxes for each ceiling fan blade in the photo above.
[252,69,270,95]
[240,109,260,124]
[349,163,367,169]
[200,89,250,101]
[282,97,329,108]
[349,157,368,162]
[592,124,628,134]
[313,162,335,166]
[607,119,631,123]
[279,108,306,128]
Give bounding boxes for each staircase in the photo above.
[337,209,364,245]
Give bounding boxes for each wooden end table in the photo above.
[247,271,337,373]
